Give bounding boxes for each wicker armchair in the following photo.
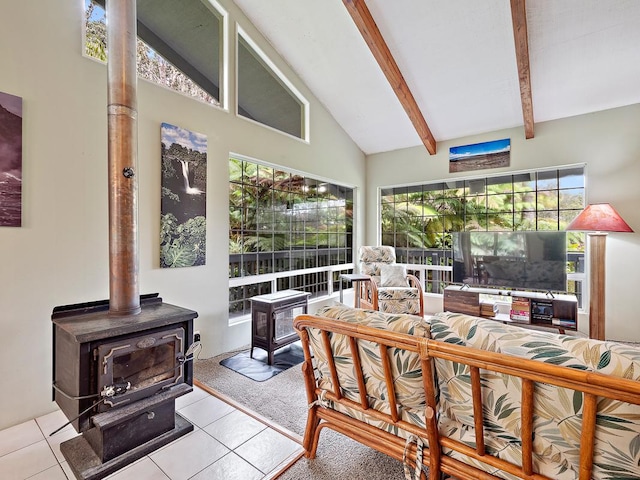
[357,246,424,317]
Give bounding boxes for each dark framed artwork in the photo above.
[160,122,207,268]
[0,91,23,227]
[449,138,510,173]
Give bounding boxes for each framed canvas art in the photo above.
[0,91,23,227]
[449,138,510,173]
[160,122,207,268]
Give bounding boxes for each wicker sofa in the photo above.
[294,305,640,480]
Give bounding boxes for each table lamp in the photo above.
[566,203,634,340]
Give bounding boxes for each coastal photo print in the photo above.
[160,122,207,268]
[0,91,23,227]
[449,138,510,173]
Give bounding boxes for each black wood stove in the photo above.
[52,294,197,479]
[50,3,200,478]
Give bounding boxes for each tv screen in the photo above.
[452,231,567,292]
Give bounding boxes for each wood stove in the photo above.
[52,294,198,479]
[50,2,201,478]
[250,289,310,365]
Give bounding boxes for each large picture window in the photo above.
[380,166,585,302]
[229,156,354,318]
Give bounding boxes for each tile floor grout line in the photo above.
[193,380,303,445]
[2,385,303,480]
[262,450,306,480]
[0,420,43,460]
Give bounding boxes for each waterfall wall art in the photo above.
[160,122,207,268]
[0,91,23,227]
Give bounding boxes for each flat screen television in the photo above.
[452,231,567,292]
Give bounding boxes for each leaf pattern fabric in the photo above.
[357,246,422,315]
[377,287,422,315]
[358,245,396,277]
[307,305,430,435]
[431,311,640,480]
[301,305,640,480]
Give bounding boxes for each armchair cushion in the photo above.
[430,311,640,480]
[380,264,409,287]
[377,288,423,315]
[358,245,396,277]
[311,306,429,412]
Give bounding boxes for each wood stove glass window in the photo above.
[275,306,302,341]
[97,327,184,408]
[113,343,176,391]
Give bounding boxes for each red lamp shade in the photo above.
[565,203,634,233]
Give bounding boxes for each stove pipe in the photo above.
[107,0,140,315]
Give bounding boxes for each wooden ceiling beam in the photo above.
[510,0,535,139]
[343,0,437,155]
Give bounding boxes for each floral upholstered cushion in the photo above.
[380,264,409,287]
[430,311,640,480]
[309,305,429,413]
[358,245,396,278]
[377,288,422,315]
[314,305,429,336]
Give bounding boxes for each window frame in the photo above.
[378,164,587,305]
[235,24,310,143]
[228,153,354,322]
[82,0,229,110]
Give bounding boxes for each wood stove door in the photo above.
[96,326,184,410]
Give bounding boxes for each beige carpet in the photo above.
[195,346,407,479]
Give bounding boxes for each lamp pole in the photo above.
[588,233,607,340]
[566,203,634,341]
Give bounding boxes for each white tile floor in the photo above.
[0,385,303,480]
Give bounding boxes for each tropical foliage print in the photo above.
[305,306,640,479]
[306,306,430,437]
[160,124,207,268]
[431,312,640,480]
[357,246,423,315]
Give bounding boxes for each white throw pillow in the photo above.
[380,265,409,287]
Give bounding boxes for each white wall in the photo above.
[365,104,640,341]
[0,0,365,430]
[2,0,638,433]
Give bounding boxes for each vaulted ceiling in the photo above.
[233,0,640,155]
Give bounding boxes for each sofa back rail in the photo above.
[294,314,640,480]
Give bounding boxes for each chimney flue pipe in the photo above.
[107,0,140,315]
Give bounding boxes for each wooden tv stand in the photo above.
[443,285,578,333]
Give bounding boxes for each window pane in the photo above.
[560,210,584,230]
[537,211,559,230]
[84,0,224,106]
[487,193,512,212]
[243,162,258,184]
[537,190,558,211]
[229,157,353,315]
[229,158,243,182]
[258,165,273,185]
[559,167,585,189]
[513,173,535,192]
[378,166,584,297]
[513,192,536,211]
[465,179,486,195]
[537,170,558,190]
[488,213,514,231]
[559,189,584,210]
[486,175,513,193]
[237,31,307,139]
